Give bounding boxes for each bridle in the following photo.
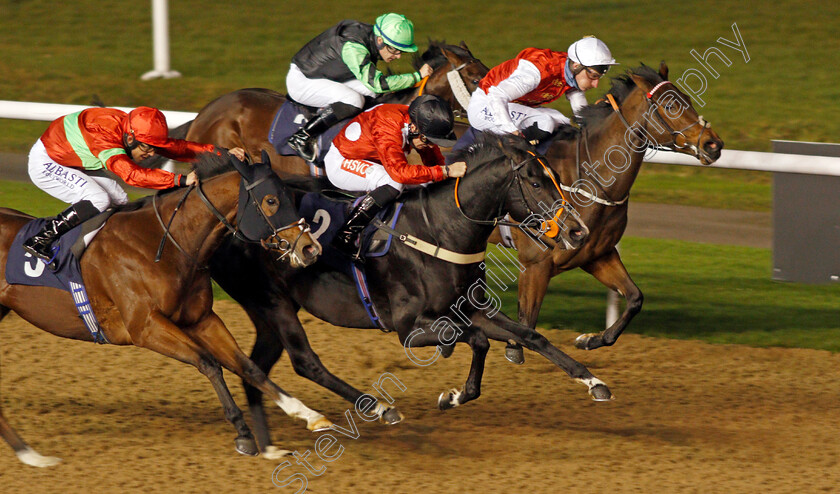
[630,80,713,162]
[416,54,483,118]
[566,79,714,208]
[153,175,309,264]
[453,151,579,239]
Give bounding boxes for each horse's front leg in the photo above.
[400,322,489,410]
[574,248,643,350]
[185,312,334,434]
[478,312,613,401]
[134,311,259,456]
[506,255,556,364]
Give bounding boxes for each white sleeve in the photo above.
[484,59,541,134]
[566,90,588,118]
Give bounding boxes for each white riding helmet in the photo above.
[567,36,619,69]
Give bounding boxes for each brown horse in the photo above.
[489,63,724,359]
[0,153,326,467]
[179,41,488,176]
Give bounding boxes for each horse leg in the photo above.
[134,312,260,456]
[0,306,63,467]
[401,323,490,410]
[476,312,613,401]
[507,256,556,364]
[574,248,644,350]
[185,312,334,433]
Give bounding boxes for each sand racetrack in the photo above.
[1,300,838,492]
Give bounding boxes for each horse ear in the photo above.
[440,46,462,67]
[459,40,468,50]
[260,150,271,167]
[659,61,669,80]
[630,73,653,92]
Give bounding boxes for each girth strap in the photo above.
[371,218,485,264]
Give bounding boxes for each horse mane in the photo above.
[111,152,237,213]
[447,132,533,171]
[412,39,471,71]
[574,64,664,129]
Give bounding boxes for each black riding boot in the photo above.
[22,200,100,266]
[287,102,359,162]
[333,185,400,261]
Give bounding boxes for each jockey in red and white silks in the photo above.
[326,104,449,192]
[467,37,618,139]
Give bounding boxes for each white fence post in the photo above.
[141,0,181,80]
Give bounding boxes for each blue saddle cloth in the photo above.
[298,192,404,331]
[5,219,108,343]
[267,100,350,176]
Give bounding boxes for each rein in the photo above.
[152,174,307,264]
[453,152,571,238]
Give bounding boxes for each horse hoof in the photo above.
[437,388,462,411]
[589,384,614,402]
[235,436,259,456]
[262,445,293,460]
[380,407,404,425]
[575,333,599,350]
[504,344,525,365]
[438,344,454,358]
[307,416,333,432]
[16,448,62,467]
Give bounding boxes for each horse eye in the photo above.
[266,198,277,205]
[531,182,541,189]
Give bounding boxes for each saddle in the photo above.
[267,98,353,176]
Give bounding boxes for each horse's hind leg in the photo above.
[402,322,490,410]
[574,249,643,350]
[245,303,401,458]
[134,312,259,456]
[0,306,62,467]
[186,312,333,434]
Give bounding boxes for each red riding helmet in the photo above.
[126,106,170,147]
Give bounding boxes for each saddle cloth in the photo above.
[5,213,112,343]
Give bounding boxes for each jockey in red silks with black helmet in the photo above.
[467,36,619,146]
[23,106,224,265]
[324,95,467,260]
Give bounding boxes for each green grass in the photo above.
[486,242,840,352]
[1,0,838,211]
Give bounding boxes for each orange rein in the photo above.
[414,76,430,95]
[453,149,568,238]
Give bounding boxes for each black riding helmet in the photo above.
[408,95,457,147]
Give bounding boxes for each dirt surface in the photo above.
[1,301,838,493]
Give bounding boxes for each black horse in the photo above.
[210,134,608,457]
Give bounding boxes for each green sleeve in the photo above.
[341,41,420,94]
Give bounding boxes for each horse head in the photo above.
[623,62,724,165]
[228,151,321,268]
[453,134,589,250]
[414,40,490,116]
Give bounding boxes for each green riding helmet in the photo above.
[373,13,418,53]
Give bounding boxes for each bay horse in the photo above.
[0,153,326,467]
[208,134,600,456]
[176,41,488,176]
[491,63,724,360]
